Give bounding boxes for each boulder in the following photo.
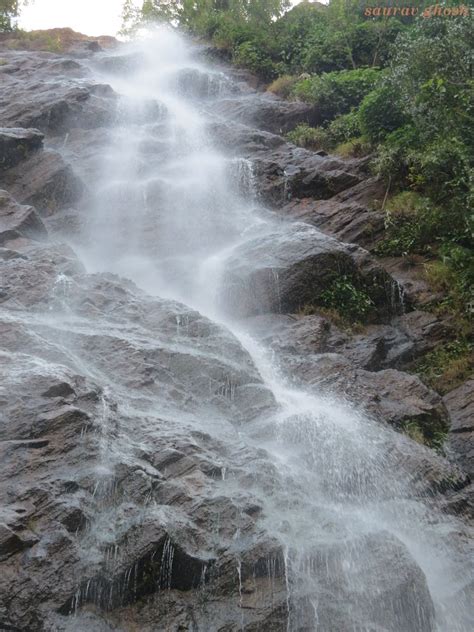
[0,522,39,560]
[281,176,386,249]
[245,312,454,454]
[0,148,84,215]
[92,52,144,75]
[379,256,444,308]
[0,51,118,133]
[0,190,47,245]
[246,312,406,371]
[445,380,474,477]
[0,127,44,170]
[174,67,239,99]
[212,92,319,134]
[50,532,437,632]
[295,532,435,632]
[276,349,448,436]
[209,119,361,206]
[0,241,282,630]
[221,223,403,319]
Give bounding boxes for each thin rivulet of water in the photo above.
[70,27,473,630]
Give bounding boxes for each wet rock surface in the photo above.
[0,38,472,632]
[281,176,386,250]
[445,380,474,477]
[209,119,361,206]
[0,235,284,630]
[212,92,320,135]
[0,51,118,133]
[221,223,402,319]
[1,147,84,215]
[0,189,48,245]
[0,127,45,170]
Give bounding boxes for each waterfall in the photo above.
[62,27,474,631]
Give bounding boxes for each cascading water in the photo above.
[57,28,473,630]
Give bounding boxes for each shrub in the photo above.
[233,40,277,80]
[334,137,371,158]
[286,124,332,151]
[267,75,298,98]
[327,110,361,145]
[359,86,408,144]
[320,275,375,322]
[414,340,473,395]
[371,125,420,188]
[401,418,447,452]
[425,244,474,320]
[291,68,380,122]
[286,114,369,156]
[407,138,471,210]
[373,192,442,257]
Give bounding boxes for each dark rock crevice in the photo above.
[58,537,214,615]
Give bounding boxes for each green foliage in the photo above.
[126,0,474,345]
[327,110,361,144]
[369,16,473,266]
[0,0,19,31]
[267,74,298,98]
[374,192,445,257]
[126,0,404,79]
[286,111,364,155]
[320,275,374,322]
[0,1,32,33]
[291,68,380,121]
[334,137,370,158]
[401,418,447,452]
[425,244,474,320]
[439,243,474,300]
[128,0,289,34]
[286,123,331,151]
[233,39,276,79]
[387,15,474,144]
[359,86,407,143]
[275,0,404,75]
[414,339,473,396]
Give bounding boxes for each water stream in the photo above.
[62,28,473,631]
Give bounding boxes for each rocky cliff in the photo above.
[0,33,472,631]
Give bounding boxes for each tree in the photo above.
[123,0,289,33]
[0,0,31,32]
[0,0,19,31]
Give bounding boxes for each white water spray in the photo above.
[66,27,474,631]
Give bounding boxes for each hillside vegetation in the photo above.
[124,0,473,383]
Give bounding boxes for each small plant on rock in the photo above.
[320,275,374,323]
[286,123,331,151]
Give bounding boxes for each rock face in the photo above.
[445,380,474,476]
[245,314,453,450]
[0,234,283,630]
[0,127,45,170]
[0,52,118,132]
[0,37,471,632]
[210,119,361,206]
[212,92,320,134]
[1,146,84,214]
[0,189,47,245]
[221,223,402,319]
[281,176,386,250]
[2,230,441,632]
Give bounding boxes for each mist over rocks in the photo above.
[0,189,48,245]
[0,30,472,632]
